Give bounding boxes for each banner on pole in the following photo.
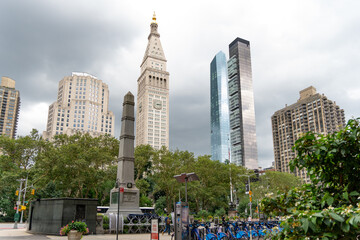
[151,219,159,240]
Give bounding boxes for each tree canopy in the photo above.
[261,118,360,239]
[0,129,301,222]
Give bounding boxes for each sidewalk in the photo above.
[0,228,173,240]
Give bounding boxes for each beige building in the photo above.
[0,77,20,138]
[136,14,169,149]
[43,72,115,139]
[271,86,345,182]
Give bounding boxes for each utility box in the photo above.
[174,202,189,240]
[27,198,97,235]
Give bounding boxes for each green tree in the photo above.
[261,118,360,239]
[33,132,119,200]
[134,144,154,181]
[152,147,182,213]
[0,129,43,221]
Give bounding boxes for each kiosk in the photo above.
[174,202,189,240]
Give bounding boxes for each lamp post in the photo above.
[174,173,199,240]
[239,174,255,240]
[174,172,199,203]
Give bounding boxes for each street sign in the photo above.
[151,219,159,240]
[16,201,21,206]
[120,187,124,193]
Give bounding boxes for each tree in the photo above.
[33,132,119,200]
[261,118,360,239]
[0,129,43,221]
[134,144,154,181]
[152,147,183,213]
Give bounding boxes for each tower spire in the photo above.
[152,11,157,23]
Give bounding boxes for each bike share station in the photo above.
[173,173,199,240]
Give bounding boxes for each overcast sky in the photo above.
[1,0,359,168]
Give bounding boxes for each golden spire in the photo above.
[152,11,157,23]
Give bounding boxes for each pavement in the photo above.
[0,228,173,240]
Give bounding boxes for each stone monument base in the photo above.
[107,187,142,217]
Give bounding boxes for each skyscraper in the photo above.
[210,51,230,162]
[271,86,345,182]
[136,13,169,149]
[43,72,115,139]
[228,38,258,169]
[0,77,20,138]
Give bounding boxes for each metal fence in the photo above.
[108,213,173,234]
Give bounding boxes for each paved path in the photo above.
[0,228,173,240]
[0,223,26,230]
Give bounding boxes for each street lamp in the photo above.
[239,174,255,240]
[174,173,199,203]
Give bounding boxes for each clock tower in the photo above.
[136,13,170,149]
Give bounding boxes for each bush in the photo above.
[103,215,109,230]
[214,208,226,217]
[261,118,360,239]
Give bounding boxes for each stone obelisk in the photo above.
[108,92,141,216]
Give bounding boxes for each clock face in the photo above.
[153,99,162,110]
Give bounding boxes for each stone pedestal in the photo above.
[228,210,237,218]
[108,187,142,216]
[96,215,104,234]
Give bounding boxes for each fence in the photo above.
[107,213,173,234]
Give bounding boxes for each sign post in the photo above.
[151,219,159,240]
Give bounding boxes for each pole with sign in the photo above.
[151,219,159,240]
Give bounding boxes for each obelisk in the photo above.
[108,92,141,216]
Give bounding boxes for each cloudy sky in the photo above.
[1,0,359,168]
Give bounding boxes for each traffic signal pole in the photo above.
[248,176,252,240]
[13,180,23,229]
[20,176,28,224]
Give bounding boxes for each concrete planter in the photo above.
[68,230,82,240]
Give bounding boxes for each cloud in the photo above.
[0,0,360,169]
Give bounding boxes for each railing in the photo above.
[107,213,173,234]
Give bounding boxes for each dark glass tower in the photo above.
[228,38,258,169]
[210,51,230,162]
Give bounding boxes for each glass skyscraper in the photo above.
[210,51,230,162]
[228,38,258,169]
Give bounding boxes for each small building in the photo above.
[27,198,97,235]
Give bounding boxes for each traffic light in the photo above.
[253,169,260,182]
[245,184,249,192]
[31,189,35,195]
[15,190,19,196]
